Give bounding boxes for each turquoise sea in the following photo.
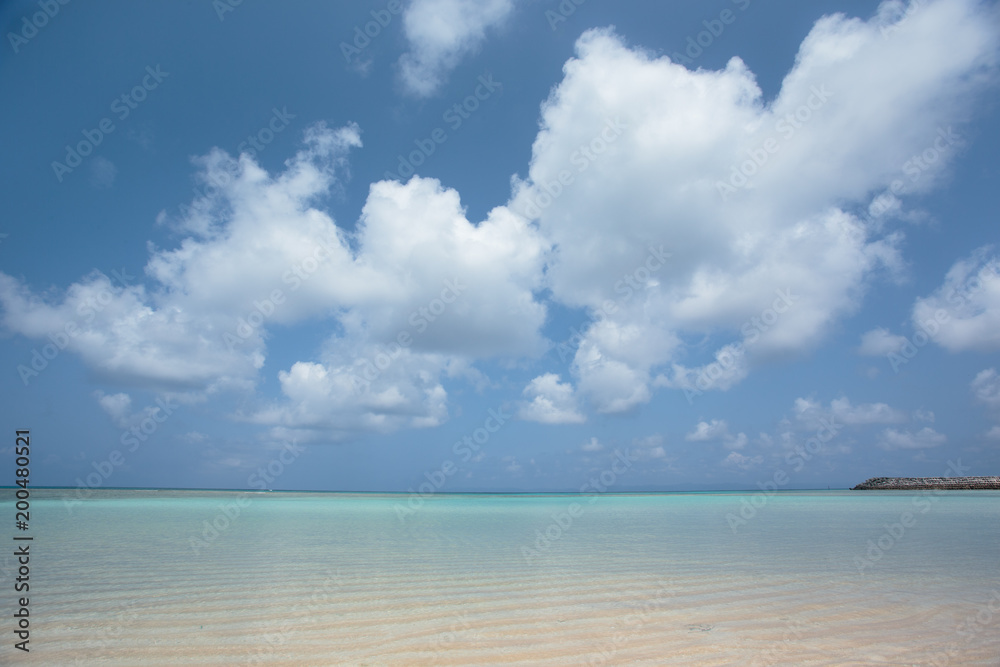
[1,489,998,665]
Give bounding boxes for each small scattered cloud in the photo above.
[913,249,1000,352]
[89,156,118,189]
[127,125,154,150]
[94,390,167,430]
[518,373,586,424]
[858,327,907,356]
[971,368,1000,412]
[398,0,515,96]
[686,419,746,450]
[973,368,1000,438]
[94,391,132,428]
[722,451,763,470]
[877,427,947,451]
[794,396,907,428]
[726,432,748,451]
[581,437,603,452]
[630,434,667,460]
[686,419,729,442]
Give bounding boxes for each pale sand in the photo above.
[29,566,999,665]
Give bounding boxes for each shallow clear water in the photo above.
[2,489,998,665]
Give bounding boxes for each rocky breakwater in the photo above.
[852,476,1000,490]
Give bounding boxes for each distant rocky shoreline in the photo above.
[851,476,1000,490]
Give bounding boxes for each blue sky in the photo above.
[1,0,999,493]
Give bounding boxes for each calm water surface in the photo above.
[1,489,998,665]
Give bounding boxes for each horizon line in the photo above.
[2,485,869,494]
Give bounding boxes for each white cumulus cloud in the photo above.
[3,0,998,442]
[518,373,586,424]
[506,0,997,412]
[0,123,549,441]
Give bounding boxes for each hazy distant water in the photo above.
[2,489,998,665]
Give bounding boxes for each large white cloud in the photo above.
[2,124,370,391]
[3,0,998,441]
[0,269,261,390]
[0,123,549,440]
[398,0,515,96]
[352,176,548,358]
[504,0,998,412]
